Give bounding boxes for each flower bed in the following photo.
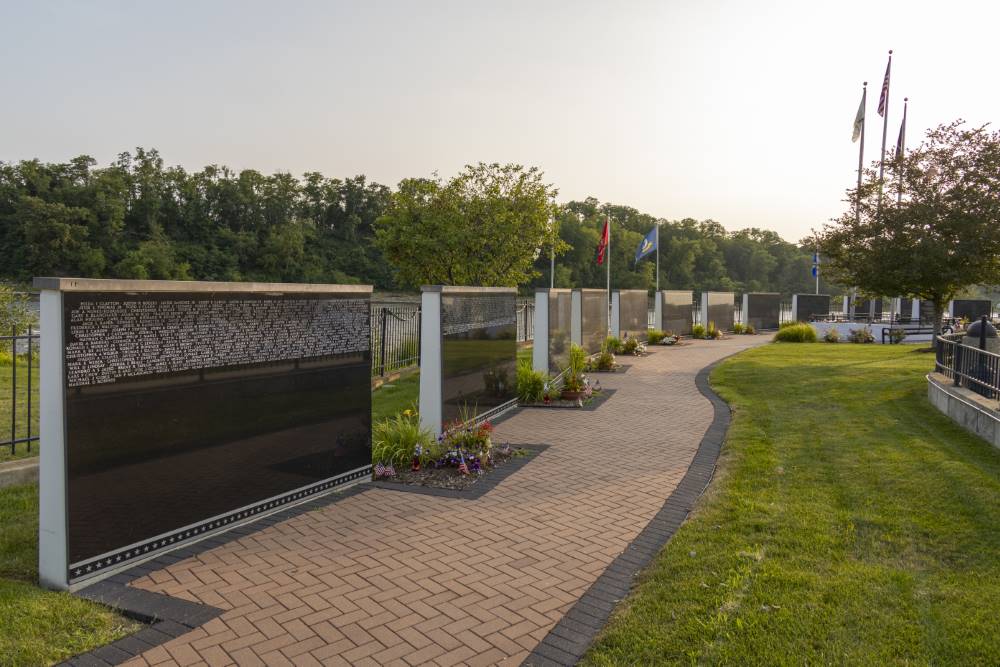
[375,440,531,491]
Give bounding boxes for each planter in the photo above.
[560,389,585,401]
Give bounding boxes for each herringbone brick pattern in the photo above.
[120,337,763,666]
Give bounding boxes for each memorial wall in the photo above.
[792,294,830,322]
[703,292,735,331]
[440,291,517,425]
[38,279,372,586]
[579,289,608,354]
[952,299,992,321]
[547,289,573,373]
[617,290,648,340]
[660,291,693,335]
[744,293,781,330]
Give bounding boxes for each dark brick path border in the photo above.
[521,357,734,667]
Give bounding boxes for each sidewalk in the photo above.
[115,336,765,667]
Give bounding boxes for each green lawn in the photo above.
[0,357,39,463]
[0,483,139,666]
[585,343,1000,665]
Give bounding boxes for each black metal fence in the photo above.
[371,302,421,377]
[2,326,40,455]
[935,335,1000,405]
[516,298,534,343]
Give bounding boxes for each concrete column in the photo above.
[570,290,582,346]
[610,291,622,338]
[418,289,443,438]
[38,290,68,591]
[532,290,548,374]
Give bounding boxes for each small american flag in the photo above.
[877,56,891,117]
[385,463,396,477]
[457,451,470,475]
[374,462,385,477]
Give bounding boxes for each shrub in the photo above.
[372,409,436,466]
[823,327,841,343]
[732,322,746,335]
[604,336,623,354]
[745,324,756,335]
[691,323,706,339]
[516,360,546,403]
[622,335,639,355]
[647,329,667,344]
[588,349,616,371]
[848,327,875,343]
[889,328,907,344]
[706,322,723,340]
[564,343,587,392]
[773,323,817,342]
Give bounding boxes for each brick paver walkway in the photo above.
[120,336,764,666]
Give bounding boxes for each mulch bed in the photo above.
[586,363,630,373]
[519,388,616,410]
[374,446,532,491]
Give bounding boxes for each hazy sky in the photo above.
[2,0,997,243]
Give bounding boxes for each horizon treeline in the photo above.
[0,149,829,295]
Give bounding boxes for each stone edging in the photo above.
[521,356,735,667]
[370,444,550,500]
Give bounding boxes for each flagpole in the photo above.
[878,50,893,212]
[856,81,867,223]
[655,222,660,293]
[606,213,611,308]
[897,97,908,205]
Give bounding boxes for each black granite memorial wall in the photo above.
[899,298,913,322]
[62,291,371,576]
[952,299,992,321]
[704,292,735,331]
[919,300,936,324]
[440,291,517,425]
[660,291,693,335]
[617,290,648,340]
[793,294,830,322]
[744,293,781,330]
[579,289,608,354]
[547,290,572,373]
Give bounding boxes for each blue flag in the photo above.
[635,227,657,263]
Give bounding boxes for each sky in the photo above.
[2,0,997,243]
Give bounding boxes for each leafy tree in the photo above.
[374,163,562,287]
[815,121,1000,337]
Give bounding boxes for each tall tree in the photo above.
[374,163,562,287]
[815,121,1000,337]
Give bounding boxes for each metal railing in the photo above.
[371,302,421,377]
[2,326,40,455]
[516,299,534,343]
[935,335,1000,404]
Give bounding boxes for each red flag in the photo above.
[596,219,610,265]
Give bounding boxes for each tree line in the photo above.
[0,149,824,295]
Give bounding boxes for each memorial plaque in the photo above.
[703,292,735,331]
[919,299,936,324]
[744,293,781,330]
[579,289,608,354]
[660,291,693,335]
[952,299,992,322]
[547,290,573,373]
[440,292,517,425]
[617,290,648,340]
[899,298,913,322]
[57,287,371,578]
[792,294,830,322]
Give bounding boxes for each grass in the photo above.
[0,356,40,463]
[585,343,1000,665]
[0,483,139,666]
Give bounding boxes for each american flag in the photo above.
[385,463,396,477]
[457,451,470,475]
[877,57,891,117]
[374,462,385,478]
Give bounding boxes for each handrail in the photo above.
[935,335,1000,405]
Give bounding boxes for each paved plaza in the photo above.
[114,337,764,667]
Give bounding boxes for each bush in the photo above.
[691,324,706,339]
[372,409,436,466]
[604,336,623,354]
[647,329,667,344]
[823,327,841,343]
[848,327,875,344]
[516,360,546,403]
[773,323,817,342]
[564,343,587,392]
[778,320,801,330]
[745,324,756,335]
[889,328,907,344]
[706,321,723,340]
[622,335,639,355]
[732,322,746,335]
